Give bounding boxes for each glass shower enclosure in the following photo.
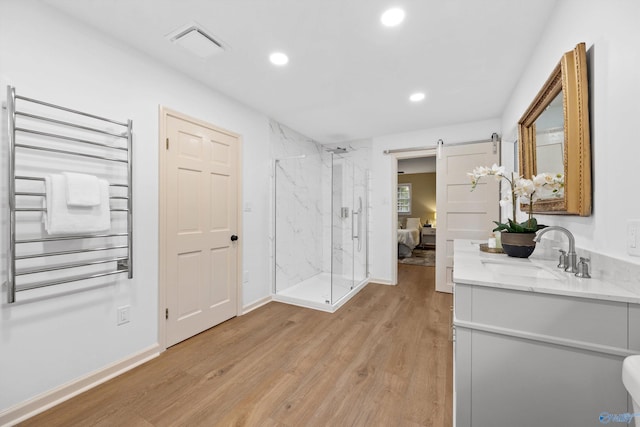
[273,148,368,312]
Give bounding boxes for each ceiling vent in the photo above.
[166,23,226,59]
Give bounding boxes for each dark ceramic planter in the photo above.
[501,232,537,258]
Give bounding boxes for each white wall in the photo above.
[501,0,640,264]
[369,118,501,283]
[0,0,271,414]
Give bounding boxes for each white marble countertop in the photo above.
[453,239,640,304]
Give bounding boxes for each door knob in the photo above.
[230,235,238,241]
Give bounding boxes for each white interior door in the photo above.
[163,110,240,347]
[435,141,499,293]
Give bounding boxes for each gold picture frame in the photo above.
[518,42,591,216]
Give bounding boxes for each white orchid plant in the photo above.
[468,164,564,233]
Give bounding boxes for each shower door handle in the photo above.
[356,197,363,250]
[351,197,363,248]
[352,212,359,240]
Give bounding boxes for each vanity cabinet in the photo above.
[454,284,637,427]
[630,304,640,352]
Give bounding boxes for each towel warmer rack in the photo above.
[5,86,133,303]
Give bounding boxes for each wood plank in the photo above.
[20,264,452,427]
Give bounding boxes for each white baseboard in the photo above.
[369,277,395,285]
[242,295,272,314]
[0,344,161,427]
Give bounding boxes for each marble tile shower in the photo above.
[270,121,369,311]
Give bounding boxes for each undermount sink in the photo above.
[481,259,561,281]
[623,355,640,415]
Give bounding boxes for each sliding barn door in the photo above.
[435,141,499,293]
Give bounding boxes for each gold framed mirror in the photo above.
[518,42,591,216]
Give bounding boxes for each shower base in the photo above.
[273,272,369,313]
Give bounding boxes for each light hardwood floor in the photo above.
[22,264,453,426]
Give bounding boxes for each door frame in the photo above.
[157,106,243,351]
[389,148,437,286]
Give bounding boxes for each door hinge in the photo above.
[166,138,169,150]
[165,308,169,319]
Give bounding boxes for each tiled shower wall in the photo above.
[270,121,330,292]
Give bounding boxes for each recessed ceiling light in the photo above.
[409,92,426,102]
[269,52,289,66]
[381,8,405,27]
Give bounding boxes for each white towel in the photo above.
[63,172,101,207]
[44,174,111,235]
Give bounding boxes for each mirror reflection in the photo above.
[533,92,564,200]
[534,92,564,176]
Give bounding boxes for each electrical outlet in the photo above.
[628,220,640,257]
[117,305,130,325]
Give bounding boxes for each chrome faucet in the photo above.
[534,226,578,273]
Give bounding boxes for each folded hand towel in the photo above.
[44,174,111,235]
[63,172,101,207]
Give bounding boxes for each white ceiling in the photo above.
[43,0,558,143]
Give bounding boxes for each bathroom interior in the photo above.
[1,0,640,426]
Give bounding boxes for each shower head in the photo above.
[326,147,348,154]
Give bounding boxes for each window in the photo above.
[397,183,412,214]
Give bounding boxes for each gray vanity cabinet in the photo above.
[454,284,635,427]
[630,304,640,352]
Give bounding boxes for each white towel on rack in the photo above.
[44,174,111,235]
[63,172,101,207]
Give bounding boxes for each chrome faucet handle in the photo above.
[557,249,568,269]
[575,257,591,279]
